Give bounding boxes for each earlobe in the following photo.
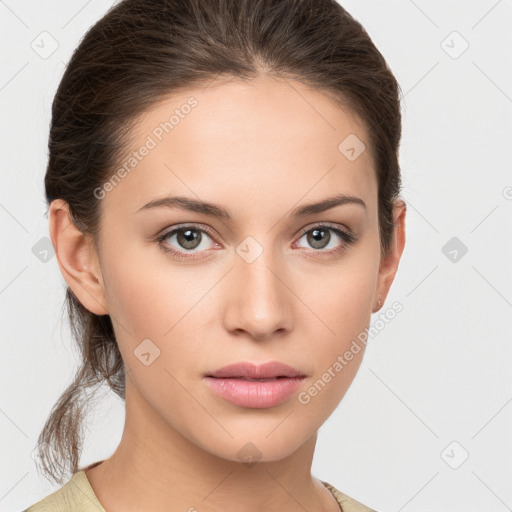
[48,199,109,316]
[373,199,407,312]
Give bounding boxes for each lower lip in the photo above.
[204,376,305,408]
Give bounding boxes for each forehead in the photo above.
[101,76,377,220]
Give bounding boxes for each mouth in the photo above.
[204,361,306,408]
[219,377,291,381]
[206,361,306,380]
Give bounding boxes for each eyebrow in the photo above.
[135,193,366,219]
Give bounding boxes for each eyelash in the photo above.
[154,222,358,260]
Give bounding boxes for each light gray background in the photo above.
[1,1,511,511]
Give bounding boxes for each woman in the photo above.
[24,0,406,510]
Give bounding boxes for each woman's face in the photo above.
[57,76,405,463]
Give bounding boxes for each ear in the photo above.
[372,199,406,313]
[48,199,109,316]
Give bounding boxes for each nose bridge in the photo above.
[226,236,290,338]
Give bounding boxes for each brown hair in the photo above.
[37,0,404,484]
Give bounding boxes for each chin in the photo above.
[195,424,314,466]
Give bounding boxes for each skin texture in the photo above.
[49,75,406,512]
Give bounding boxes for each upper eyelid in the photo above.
[158,223,217,241]
[296,221,351,235]
[158,222,353,246]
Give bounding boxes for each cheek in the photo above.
[100,255,207,405]
[100,245,215,368]
[295,252,379,401]
[103,266,168,338]
[299,252,379,340]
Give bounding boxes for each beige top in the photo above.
[23,463,376,512]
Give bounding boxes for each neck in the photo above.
[85,378,338,512]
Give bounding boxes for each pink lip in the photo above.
[207,361,305,379]
[204,361,306,408]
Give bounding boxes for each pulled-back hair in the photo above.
[37,0,404,484]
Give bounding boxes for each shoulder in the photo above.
[321,480,378,512]
[22,470,105,512]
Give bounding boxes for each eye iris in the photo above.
[177,228,201,250]
[307,228,331,249]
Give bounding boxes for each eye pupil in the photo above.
[307,228,331,249]
[177,228,201,249]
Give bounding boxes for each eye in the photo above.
[156,224,218,259]
[293,223,357,256]
[155,222,357,260]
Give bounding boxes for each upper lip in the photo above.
[207,361,306,379]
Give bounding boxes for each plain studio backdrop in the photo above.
[1,1,511,511]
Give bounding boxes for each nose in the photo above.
[223,247,292,341]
